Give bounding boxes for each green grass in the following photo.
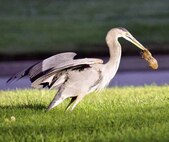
[0,85,169,141]
[0,0,169,56]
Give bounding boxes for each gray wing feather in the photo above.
[7,52,76,83]
[7,52,103,89]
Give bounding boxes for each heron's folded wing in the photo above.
[7,52,77,83]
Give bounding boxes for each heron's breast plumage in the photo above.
[95,63,119,91]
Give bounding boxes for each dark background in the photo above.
[0,0,169,61]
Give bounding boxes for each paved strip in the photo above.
[0,55,168,76]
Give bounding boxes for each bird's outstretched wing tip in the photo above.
[6,69,28,84]
[6,76,22,84]
[6,75,16,83]
[6,78,12,84]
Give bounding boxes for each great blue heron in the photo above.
[7,27,158,111]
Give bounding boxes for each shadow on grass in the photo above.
[0,104,47,110]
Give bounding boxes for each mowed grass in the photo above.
[0,85,169,142]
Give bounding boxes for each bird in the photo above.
[7,27,158,111]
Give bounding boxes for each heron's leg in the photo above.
[65,97,77,111]
[46,92,66,111]
[70,95,85,111]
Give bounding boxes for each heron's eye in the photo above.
[126,33,132,38]
[126,33,130,36]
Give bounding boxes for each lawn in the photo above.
[0,0,169,58]
[0,85,169,142]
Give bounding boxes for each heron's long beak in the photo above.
[124,35,146,50]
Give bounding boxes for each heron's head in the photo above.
[114,27,146,50]
[106,28,158,69]
[106,27,158,69]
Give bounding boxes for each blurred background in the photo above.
[0,0,169,89]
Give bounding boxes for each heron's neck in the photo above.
[97,36,121,88]
[106,37,122,71]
